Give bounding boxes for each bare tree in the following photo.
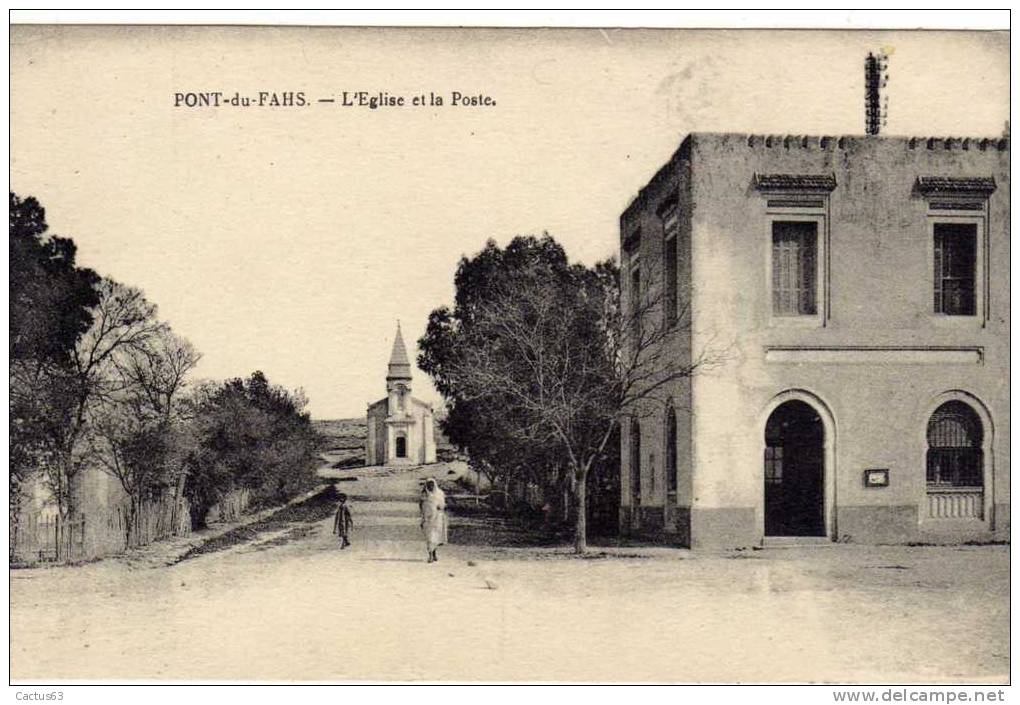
[435,257,721,553]
[88,395,166,543]
[44,278,165,517]
[88,328,200,542]
[113,330,200,422]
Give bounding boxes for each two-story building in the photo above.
[619,133,1009,548]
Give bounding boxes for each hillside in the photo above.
[312,417,459,468]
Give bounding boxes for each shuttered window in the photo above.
[629,266,642,339]
[772,221,818,316]
[662,207,679,328]
[664,236,678,327]
[933,223,977,316]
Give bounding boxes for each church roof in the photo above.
[387,322,412,380]
[367,395,433,413]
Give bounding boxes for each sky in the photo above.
[9,27,1009,418]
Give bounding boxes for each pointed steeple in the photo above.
[386,321,412,382]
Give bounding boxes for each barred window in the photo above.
[772,221,818,316]
[926,401,983,488]
[933,223,977,316]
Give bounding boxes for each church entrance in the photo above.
[764,400,825,536]
[395,436,407,459]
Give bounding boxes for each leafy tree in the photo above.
[9,192,99,521]
[10,192,100,363]
[9,360,76,513]
[9,193,323,558]
[184,371,320,529]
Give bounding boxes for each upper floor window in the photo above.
[933,223,977,316]
[623,226,642,339]
[772,220,818,316]
[661,204,679,328]
[629,263,642,339]
[918,175,995,324]
[754,173,833,327]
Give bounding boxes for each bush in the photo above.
[184,371,321,528]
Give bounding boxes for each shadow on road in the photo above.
[359,557,422,563]
[175,468,627,564]
[175,485,342,563]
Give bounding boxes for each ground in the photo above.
[9,461,1009,683]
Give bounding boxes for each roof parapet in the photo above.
[623,132,1008,225]
[899,136,1007,151]
[740,133,1008,152]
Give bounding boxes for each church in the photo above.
[365,324,437,466]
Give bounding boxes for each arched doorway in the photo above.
[764,400,825,536]
[395,435,407,459]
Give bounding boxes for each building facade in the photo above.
[366,324,437,466]
[619,133,1009,548]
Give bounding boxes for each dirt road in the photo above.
[9,462,1009,682]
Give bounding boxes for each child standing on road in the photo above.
[333,493,354,549]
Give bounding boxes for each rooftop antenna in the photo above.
[865,50,890,135]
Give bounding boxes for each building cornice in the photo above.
[754,172,837,193]
[916,176,997,196]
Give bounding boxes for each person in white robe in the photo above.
[419,478,448,563]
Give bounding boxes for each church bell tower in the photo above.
[386,321,413,415]
[365,321,436,466]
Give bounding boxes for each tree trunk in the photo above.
[56,466,69,519]
[503,475,511,515]
[171,471,187,536]
[573,468,588,554]
[125,496,137,548]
